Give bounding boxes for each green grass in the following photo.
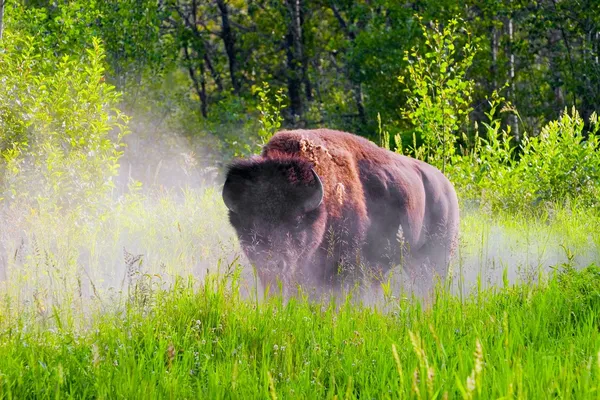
[0,264,599,399]
[1,191,600,399]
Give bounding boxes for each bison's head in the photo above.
[222,158,326,293]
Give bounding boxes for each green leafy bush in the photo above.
[224,82,287,158]
[399,16,477,172]
[517,108,600,207]
[0,30,128,213]
[401,16,600,213]
[448,101,600,211]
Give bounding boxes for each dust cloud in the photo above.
[0,112,249,309]
[381,206,599,305]
[1,116,598,309]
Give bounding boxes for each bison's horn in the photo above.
[303,169,324,213]
[222,177,239,213]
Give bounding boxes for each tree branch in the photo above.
[329,2,355,40]
[183,46,208,118]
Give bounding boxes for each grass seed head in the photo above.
[412,367,421,399]
[267,371,278,400]
[392,343,404,388]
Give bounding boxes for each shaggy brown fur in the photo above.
[223,128,459,297]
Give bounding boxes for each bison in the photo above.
[222,129,459,298]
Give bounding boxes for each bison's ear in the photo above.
[222,175,245,214]
[303,169,324,213]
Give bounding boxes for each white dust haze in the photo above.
[1,114,598,309]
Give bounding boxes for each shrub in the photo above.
[399,15,477,173]
[224,82,287,158]
[449,101,600,211]
[401,16,600,213]
[0,30,128,214]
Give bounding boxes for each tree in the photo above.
[0,0,6,40]
[216,0,240,94]
[284,0,307,121]
[400,16,477,171]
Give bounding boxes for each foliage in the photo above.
[220,82,287,158]
[3,2,100,60]
[0,29,128,213]
[8,0,600,141]
[517,108,600,207]
[447,97,600,211]
[253,82,287,145]
[445,90,520,208]
[4,2,600,213]
[399,16,477,171]
[395,17,600,212]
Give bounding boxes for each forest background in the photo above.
[2,0,600,209]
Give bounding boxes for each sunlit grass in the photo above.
[0,263,599,398]
[0,191,599,398]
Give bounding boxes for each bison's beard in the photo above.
[237,228,315,296]
[240,245,287,291]
[255,264,289,296]
[244,244,318,298]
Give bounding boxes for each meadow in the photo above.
[0,189,599,399]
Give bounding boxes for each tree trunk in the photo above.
[302,53,312,102]
[285,0,305,122]
[300,4,312,102]
[184,46,208,118]
[593,29,600,117]
[354,83,366,127]
[216,0,240,94]
[507,14,519,141]
[490,21,498,91]
[329,3,366,127]
[551,0,576,106]
[0,0,5,41]
[204,50,223,93]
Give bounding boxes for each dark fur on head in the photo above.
[223,157,323,215]
[223,157,327,293]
